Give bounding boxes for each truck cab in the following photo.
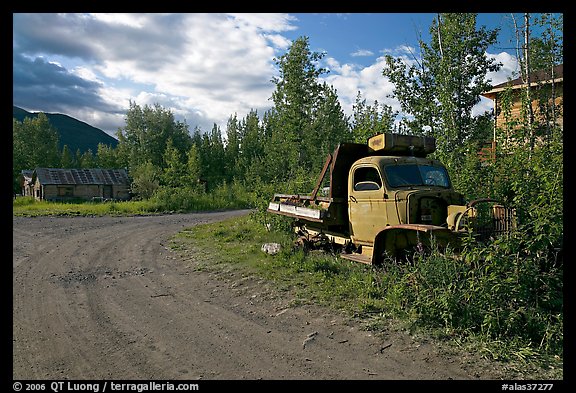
[348,155,463,244]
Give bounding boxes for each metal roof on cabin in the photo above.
[33,168,130,185]
[487,64,563,91]
[20,170,34,179]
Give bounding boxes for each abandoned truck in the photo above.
[267,132,516,265]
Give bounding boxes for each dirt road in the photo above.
[13,211,508,381]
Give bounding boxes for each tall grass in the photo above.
[378,236,563,361]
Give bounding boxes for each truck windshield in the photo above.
[384,164,450,188]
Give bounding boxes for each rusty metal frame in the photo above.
[310,153,332,201]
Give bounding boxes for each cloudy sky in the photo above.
[13,13,545,139]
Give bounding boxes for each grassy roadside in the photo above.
[12,191,252,217]
[12,197,159,217]
[168,213,563,380]
[170,212,383,313]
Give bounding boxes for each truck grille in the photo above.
[470,200,516,240]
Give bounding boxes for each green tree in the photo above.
[60,145,75,168]
[130,161,161,199]
[78,149,96,168]
[237,109,265,184]
[161,138,187,188]
[516,13,563,143]
[490,13,563,250]
[310,83,352,168]
[224,114,240,182]
[116,101,192,171]
[266,36,350,183]
[351,91,397,143]
[12,114,60,192]
[270,36,328,178]
[383,13,501,167]
[96,142,121,169]
[382,50,438,137]
[529,13,563,71]
[185,144,203,191]
[196,123,226,191]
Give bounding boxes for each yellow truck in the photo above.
[267,133,515,265]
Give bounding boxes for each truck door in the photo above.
[348,165,388,244]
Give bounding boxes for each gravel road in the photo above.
[13,211,509,381]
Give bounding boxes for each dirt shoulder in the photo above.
[12,211,557,382]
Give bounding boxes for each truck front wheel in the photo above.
[373,229,429,265]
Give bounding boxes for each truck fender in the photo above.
[372,224,455,264]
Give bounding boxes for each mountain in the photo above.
[13,106,118,154]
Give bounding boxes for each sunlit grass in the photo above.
[12,196,161,217]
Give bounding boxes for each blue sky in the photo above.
[12,13,560,138]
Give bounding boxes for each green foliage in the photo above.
[150,181,255,213]
[383,13,500,169]
[224,114,240,182]
[60,145,75,168]
[96,142,122,169]
[115,101,192,170]
[13,114,61,192]
[77,148,96,168]
[351,91,397,143]
[267,36,352,182]
[161,138,187,188]
[185,144,202,188]
[130,161,161,199]
[494,134,563,252]
[386,239,563,359]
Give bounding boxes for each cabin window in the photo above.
[353,167,382,191]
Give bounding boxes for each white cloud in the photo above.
[264,34,293,50]
[322,55,402,120]
[14,13,523,137]
[351,49,374,57]
[486,51,520,85]
[381,45,418,57]
[226,13,298,33]
[15,13,297,134]
[89,13,149,28]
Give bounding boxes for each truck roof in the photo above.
[354,155,445,167]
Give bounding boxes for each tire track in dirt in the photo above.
[13,211,505,380]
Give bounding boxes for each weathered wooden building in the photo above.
[22,168,131,201]
[20,170,34,197]
[479,63,563,160]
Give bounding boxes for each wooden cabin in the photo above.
[20,170,34,197]
[479,63,563,160]
[26,168,131,201]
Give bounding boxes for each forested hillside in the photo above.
[13,105,118,154]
